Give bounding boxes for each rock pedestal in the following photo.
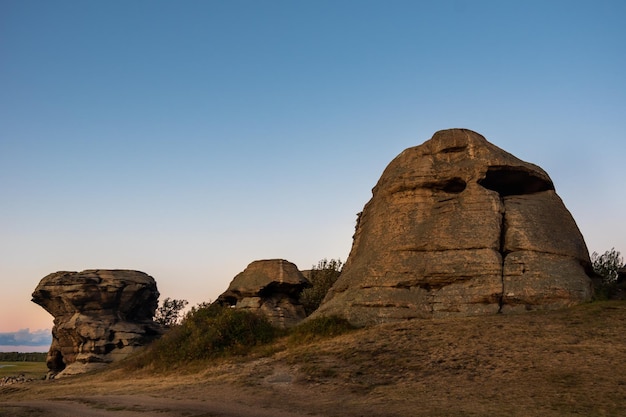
[217,259,310,328]
[32,269,163,377]
[312,129,593,326]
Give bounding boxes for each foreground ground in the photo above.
[1,301,625,417]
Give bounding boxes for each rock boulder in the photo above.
[312,129,593,326]
[32,269,163,377]
[217,259,310,328]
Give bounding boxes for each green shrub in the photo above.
[300,258,343,315]
[591,248,625,300]
[591,248,623,283]
[132,303,277,370]
[154,297,189,327]
[126,305,356,372]
[288,315,355,345]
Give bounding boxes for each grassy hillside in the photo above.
[1,300,625,417]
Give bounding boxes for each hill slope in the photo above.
[2,301,625,417]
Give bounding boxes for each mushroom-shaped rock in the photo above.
[217,259,310,328]
[32,269,164,377]
[311,129,593,326]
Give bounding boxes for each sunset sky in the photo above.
[1,0,624,351]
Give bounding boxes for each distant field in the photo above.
[0,362,47,379]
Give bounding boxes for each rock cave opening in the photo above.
[425,177,467,194]
[478,166,554,196]
[220,295,238,307]
[49,350,65,373]
[440,177,467,193]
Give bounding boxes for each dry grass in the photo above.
[1,300,626,417]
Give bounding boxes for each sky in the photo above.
[1,0,624,351]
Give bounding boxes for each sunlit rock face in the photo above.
[32,270,163,378]
[312,129,593,326]
[217,259,310,328]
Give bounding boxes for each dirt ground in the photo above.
[2,300,625,417]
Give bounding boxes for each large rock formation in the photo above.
[32,270,163,377]
[217,259,310,328]
[312,129,593,326]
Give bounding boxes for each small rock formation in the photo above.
[32,270,163,378]
[217,259,310,328]
[0,374,34,387]
[312,129,593,326]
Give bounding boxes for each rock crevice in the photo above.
[497,195,508,313]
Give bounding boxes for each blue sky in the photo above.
[1,0,624,349]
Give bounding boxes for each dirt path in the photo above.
[0,369,357,417]
[2,394,316,417]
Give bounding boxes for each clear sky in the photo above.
[1,0,624,351]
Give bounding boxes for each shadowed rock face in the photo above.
[312,129,593,326]
[217,259,310,328]
[32,270,163,377]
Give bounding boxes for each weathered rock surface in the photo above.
[312,129,593,326]
[32,270,163,378]
[217,259,310,328]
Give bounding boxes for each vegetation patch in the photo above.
[288,315,356,345]
[127,303,278,371]
[300,258,343,315]
[591,248,625,300]
[125,305,357,374]
[0,352,46,362]
[0,361,48,379]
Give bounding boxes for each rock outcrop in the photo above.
[312,129,593,326]
[217,259,310,328]
[32,270,163,377]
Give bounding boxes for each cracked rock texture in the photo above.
[217,259,310,328]
[312,129,593,326]
[32,270,163,377]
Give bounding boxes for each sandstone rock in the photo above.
[312,129,593,326]
[32,270,163,378]
[217,259,310,328]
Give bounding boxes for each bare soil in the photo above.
[1,301,625,417]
